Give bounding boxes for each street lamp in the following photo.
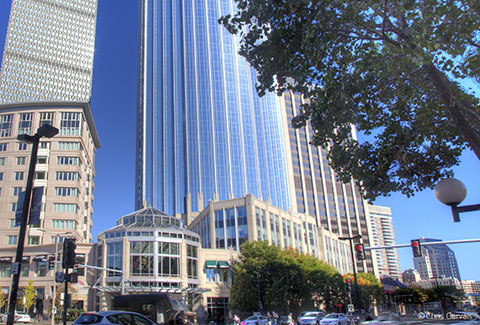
[434,178,480,222]
[339,235,362,309]
[6,124,58,325]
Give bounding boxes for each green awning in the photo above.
[218,261,229,268]
[205,260,216,268]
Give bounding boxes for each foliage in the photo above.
[0,291,6,309]
[345,273,384,310]
[393,287,428,305]
[423,285,465,308]
[220,0,480,200]
[20,280,37,312]
[230,241,351,316]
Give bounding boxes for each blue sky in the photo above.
[0,1,479,280]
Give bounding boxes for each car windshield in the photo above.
[75,313,103,324]
[304,313,320,317]
[326,314,339,319]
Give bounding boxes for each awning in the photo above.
[218,261,229,268]
[205,261,216,268]
[0,257,12,262]
[33,255,47,262]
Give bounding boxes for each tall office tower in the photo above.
[366,205,401,279]
[413,237,461,281]
[136,0,290,216]
[278,91,377,274]
[0,0,98,104]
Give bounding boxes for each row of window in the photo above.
[0,112,82,138]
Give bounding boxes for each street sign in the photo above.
[348,304,354,312]
[52,307,57,314]
[10,262,20,275]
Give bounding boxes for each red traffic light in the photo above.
[412,241,418,247]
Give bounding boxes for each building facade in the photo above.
[413,238,461,281]
[135,0,290,216]
[277,91,377,275]
[402,268,421,287]
[0,101,100,314]
[0,0,98,104]
[366,205,401,279]
[93,207,237,323]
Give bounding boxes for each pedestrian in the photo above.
[288,313,294,325]
[272,311,279,325]
[234,314,241,325]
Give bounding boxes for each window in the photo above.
[107,242,122,277]
[56,172,79,181]
[57,156,80,166]
[39,112,54,128]
[58,142,81,151]
[60,112,82,136]
[52,219,76,229]
[36,260,47,277]
[16,157,26,165]
[35,171,46,180]
[187,245,198,279]
[55,187,78,197]
[0,114,13,137]
[37,156,47,164]
[11,203,17,212]
[18,143,27,151]
[18,113,33,135]
[0,259,11,277]
[13,187,22,196]
[0,143,7,151]
[0,173,3,181]
[8,236,17,245]
[28,236,40,246]
[14,172,24,181]
[0,158,6,166]
[53,203,77,213]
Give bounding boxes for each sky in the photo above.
[0,1,479,281]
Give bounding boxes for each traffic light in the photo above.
[69,272,78,284]
[355,243,365,260]
[411,239,422,257]
[345,279,352,293]
[48,256,55,270]
[62,238,76,269]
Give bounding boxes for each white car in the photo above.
[1,312,31,323]
[320,313,348,325]
[241,315,268,325]
[299,311,326,324]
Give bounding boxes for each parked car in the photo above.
[1,312,31,323]
[298,311,326,324]
[73,311,156,324]
[346,311,367,324]
[241,315,268,325]
[361,312,401,325]
[319,313,348,325]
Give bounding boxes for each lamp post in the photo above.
[339,235,362,309]
[7,124,58,325]
[434,178,480,222]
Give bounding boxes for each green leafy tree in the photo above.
[423,285,465,312]
[0,291,6,311]
[220,0,480,200]
[20,280,37,313]
[230,241,348,316]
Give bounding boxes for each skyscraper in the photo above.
[277,91,377,274]
[136,0,290,215]
[0,0,98,103]
[413,237,461,281]
[366,204,401,279]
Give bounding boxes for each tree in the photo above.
[229,241,348,316]
[220,0,480,200]
[20,280,37,314]
[0,291,6,311]
[345,273,384,311]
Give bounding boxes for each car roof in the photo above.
[82,311,143,316]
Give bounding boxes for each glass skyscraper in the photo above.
[136,0,290,215]
[0,0,98,104]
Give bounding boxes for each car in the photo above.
[346,311,366,324]
[1,312,31,323]
[73,311,156,324]
[241,315,268,325]
[299,311,326,324]
[319,313,348,325]
[279,315,292,325]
